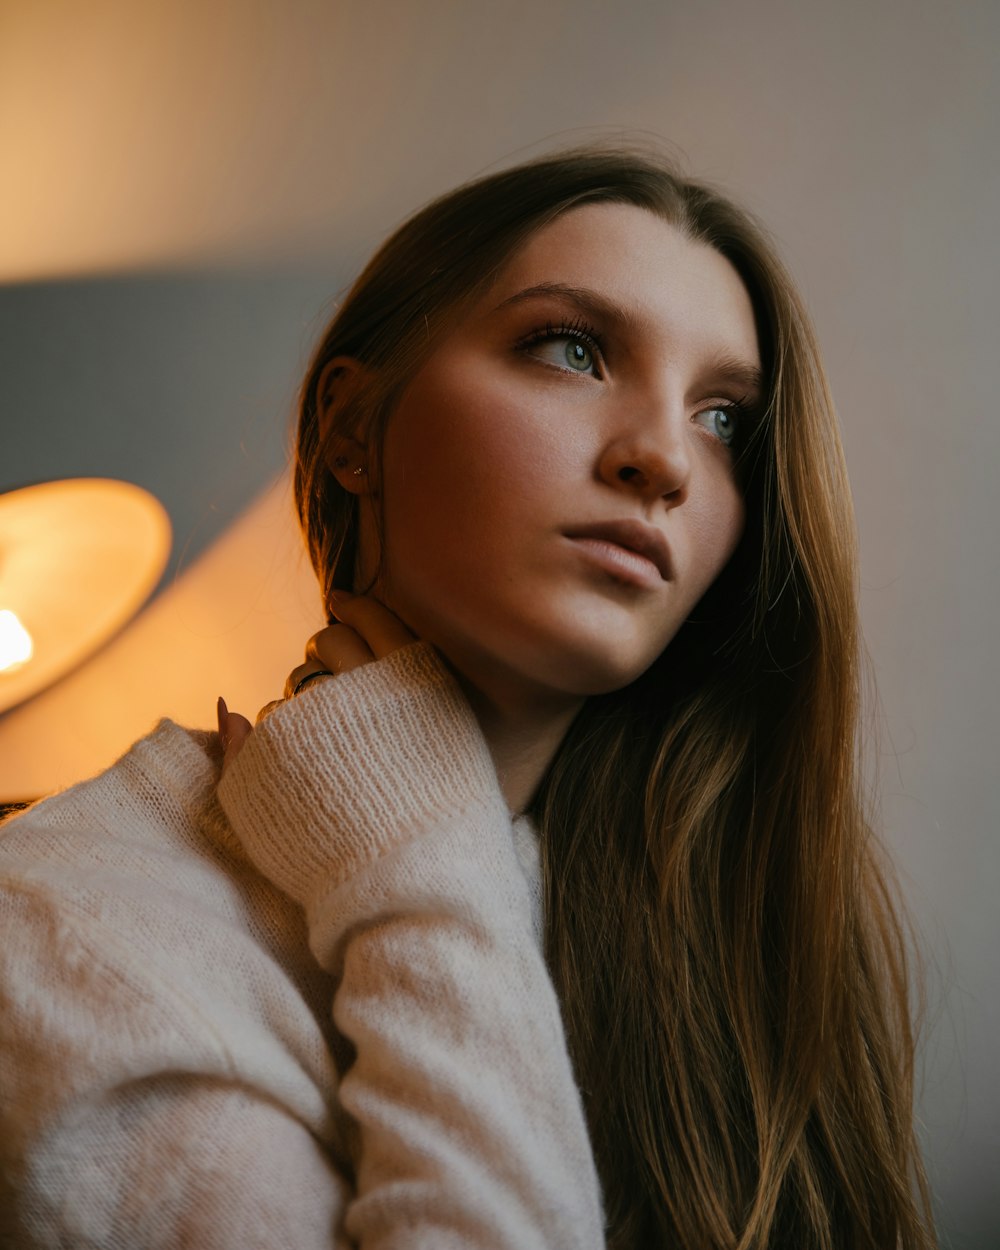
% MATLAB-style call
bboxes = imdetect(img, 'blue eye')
[517,320,602,376]
[695,405,739,447]
[562,338,595,372]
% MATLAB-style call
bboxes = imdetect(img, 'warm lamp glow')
[0,609,34,672]
[0,473,324,802]
[0,479,171,714]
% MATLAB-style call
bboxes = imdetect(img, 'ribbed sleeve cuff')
[216,642,504,907]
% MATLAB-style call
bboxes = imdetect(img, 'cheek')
[686,473,746,592]
[718,485,747,566]
[381,371,574,538]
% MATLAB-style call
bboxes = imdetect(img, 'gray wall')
[2,2,996,1242]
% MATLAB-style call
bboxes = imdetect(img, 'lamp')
[0,478,171,715]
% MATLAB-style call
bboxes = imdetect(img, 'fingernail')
[217,695,229,748]
[328,589,354,620]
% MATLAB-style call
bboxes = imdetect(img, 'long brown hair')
[294,146,934,1248]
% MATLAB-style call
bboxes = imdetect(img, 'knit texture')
[0,642,604,1249]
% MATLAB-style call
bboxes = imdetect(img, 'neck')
[448,665,583,816]
[366,576,584,813]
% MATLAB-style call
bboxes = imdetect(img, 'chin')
[400,592,670,704]
[565,662,653,698]
[557,618,675,693]
[520,637,663,700]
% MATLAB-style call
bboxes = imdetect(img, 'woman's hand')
[217,593,416,773]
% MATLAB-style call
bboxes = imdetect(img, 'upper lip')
[564,519,673,581]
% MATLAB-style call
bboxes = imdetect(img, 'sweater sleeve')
[216,641,605,1250]
[0,724,355,1248]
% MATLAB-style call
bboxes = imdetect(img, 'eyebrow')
[493,282,642,330]
[492,282,764,398]
[701,353,765,399]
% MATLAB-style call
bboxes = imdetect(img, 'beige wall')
[2,1,996,1241]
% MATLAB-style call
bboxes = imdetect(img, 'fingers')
[291,594,416,687]
[217,696,254,774]
[305,623,376,678]
[217,595,417,784]
[326,591,416,659]
[226,713,253,761]
[283,663,338,702]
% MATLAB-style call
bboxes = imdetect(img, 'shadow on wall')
[0,268,348,800]
[0,266,346,584]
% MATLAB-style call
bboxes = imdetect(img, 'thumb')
[217,696,253,773]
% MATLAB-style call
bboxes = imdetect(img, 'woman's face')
[361,202,762,712]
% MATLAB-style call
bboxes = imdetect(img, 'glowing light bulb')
[0,609,34,672]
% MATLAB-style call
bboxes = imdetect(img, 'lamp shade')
[0,478,171,714]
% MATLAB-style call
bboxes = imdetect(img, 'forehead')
[486,201,760,367]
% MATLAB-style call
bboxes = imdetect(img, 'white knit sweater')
[0,643,605,1248]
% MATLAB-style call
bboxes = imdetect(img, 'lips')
[563,519,673,581]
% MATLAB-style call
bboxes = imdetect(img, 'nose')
[597,392,691,505]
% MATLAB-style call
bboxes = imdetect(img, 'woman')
[0,147,933,1248]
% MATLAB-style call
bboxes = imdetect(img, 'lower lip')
[567,537,665,589]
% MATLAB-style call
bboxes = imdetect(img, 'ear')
[316,356,373,494]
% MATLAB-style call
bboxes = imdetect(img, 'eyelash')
[515,318,604,375]
[515,319,760,449]
[698,394,760,450]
